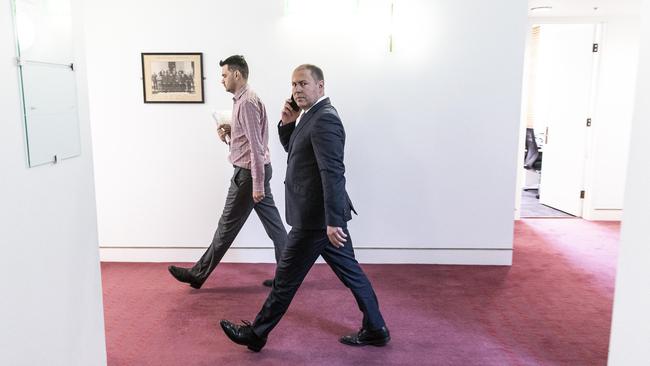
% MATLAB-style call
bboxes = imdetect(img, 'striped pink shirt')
[229,85,271,192]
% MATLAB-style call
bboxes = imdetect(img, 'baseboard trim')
[583,209,623,221]
[99,247,513,265]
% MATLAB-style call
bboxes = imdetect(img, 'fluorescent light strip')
[530,6,553,12]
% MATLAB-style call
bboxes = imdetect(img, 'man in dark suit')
[220,64,390,352]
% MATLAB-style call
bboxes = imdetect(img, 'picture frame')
[141,52,204,103]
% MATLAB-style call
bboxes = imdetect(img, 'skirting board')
[583,209,623,221]
[99,247,513,266]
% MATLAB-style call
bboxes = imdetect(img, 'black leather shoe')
[168,265,203,289]
[340,326,390,347]
[262,279,273,287]
[220,320,267,352]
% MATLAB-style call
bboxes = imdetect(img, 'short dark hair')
[296,64,324,82]
[219,55,249,80]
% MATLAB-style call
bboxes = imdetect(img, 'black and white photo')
[141,53,204,103]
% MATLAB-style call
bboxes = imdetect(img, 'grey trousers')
[190,164,288,284]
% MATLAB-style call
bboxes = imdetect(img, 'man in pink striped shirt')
[168,55,287,289]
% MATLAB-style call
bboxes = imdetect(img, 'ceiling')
[528,0,642,17]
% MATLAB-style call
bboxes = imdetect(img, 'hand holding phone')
[281,96,301,125]
[289,95,300,111]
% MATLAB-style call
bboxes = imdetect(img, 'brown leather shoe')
[220,320,267,352]
[340,326,390,347]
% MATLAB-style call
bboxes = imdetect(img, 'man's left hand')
[327,226,347,248]
[253,191,265,203]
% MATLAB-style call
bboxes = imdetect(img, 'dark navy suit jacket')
[278,98,356,230]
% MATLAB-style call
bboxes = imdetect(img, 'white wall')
[608,1,650,363]
[87,0,528,264]
[0,1,106,365]
[584,17,640,220]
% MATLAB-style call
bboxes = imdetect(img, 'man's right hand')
[280,99,300,125]
[217,123,231,143]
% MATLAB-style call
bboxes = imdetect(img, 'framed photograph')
[141,53,204,103]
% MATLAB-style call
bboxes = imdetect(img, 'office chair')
[523,128,542,198]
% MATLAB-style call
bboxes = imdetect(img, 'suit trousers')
[191,164,287,284]
[252,227,386,338]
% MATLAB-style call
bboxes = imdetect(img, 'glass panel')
[20,62,80,167]
[12,0,80,167]
[14,0,74,63]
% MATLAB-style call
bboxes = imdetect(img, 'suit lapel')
[288,98,330,156]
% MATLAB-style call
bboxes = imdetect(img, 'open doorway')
[518,23,601,218]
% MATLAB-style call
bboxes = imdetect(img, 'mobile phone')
[289,95,300,111]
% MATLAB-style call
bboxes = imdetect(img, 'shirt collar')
[303,95,327,114]
[232,84,249,102]
[297,96,327,124]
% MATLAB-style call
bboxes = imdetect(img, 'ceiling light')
[530,6,553,12]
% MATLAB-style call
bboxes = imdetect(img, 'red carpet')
[102,219,619,365]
